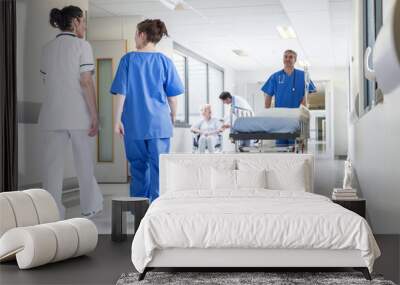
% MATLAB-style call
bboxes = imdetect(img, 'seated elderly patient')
[191,104,223,153]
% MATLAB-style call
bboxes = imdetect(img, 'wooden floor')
[0,235,133,285]
[0,235,398,285]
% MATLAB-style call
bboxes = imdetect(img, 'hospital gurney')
[229,105,310,153]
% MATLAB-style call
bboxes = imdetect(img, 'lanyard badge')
[292,71,296,92]
[278,72,296,92]
[278,74,285,84]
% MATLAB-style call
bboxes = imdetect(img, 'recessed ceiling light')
[159,0,211,22]
[232,49,248,57]
[160,0,185,11]
[276,25,297,39]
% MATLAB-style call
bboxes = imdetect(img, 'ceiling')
[89,0,352,71]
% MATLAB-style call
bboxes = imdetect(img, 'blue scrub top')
[110,52,184,140]
[261,69,316,108]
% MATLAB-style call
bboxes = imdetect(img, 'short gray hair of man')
[284,49,297,60]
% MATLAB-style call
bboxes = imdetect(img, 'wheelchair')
[192,133,223,153]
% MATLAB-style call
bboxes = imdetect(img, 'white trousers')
[198,135,217,153]
[42,130,103,219]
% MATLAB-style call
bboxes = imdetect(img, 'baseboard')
[334,155,347,160]
[19,177,79,191]
[18,178,128,208]
[19,178,80,207]
[63,188,80,208]
[96,177,128,184]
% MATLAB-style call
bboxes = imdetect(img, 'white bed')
[131,154,380,280]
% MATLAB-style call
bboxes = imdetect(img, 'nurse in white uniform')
[39,6,103,218]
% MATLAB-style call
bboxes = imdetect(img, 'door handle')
[364,46,376,81]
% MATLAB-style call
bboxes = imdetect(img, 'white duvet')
[131,190,380,273]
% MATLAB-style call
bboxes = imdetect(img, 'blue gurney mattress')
[232,117,300,133]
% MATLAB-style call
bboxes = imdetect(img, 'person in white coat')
[219,91,254,150]
[39,6,103,219]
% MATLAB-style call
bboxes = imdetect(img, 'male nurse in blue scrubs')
[110,19,184,202]
[261,49,316,146]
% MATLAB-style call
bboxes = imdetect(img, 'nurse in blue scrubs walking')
[110,19,184,201]
[261,49,317,146]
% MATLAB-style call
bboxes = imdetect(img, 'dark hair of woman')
[137,19,169,44]
[49,5,83,31]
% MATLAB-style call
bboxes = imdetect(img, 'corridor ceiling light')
[276,25,297,39]
[159,0,185,11]
[159,0,212,22]
[232,49,248,57]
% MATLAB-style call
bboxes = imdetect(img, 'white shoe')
[82,208,102,219]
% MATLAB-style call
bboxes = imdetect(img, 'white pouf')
[0,189,98,269]
[0,196,17,237]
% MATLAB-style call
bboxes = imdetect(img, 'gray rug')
[116,271,396,285]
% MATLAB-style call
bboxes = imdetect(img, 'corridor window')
[172,42,225,126]
[208,67,224,119]
[172,52,186,124]
[363,0,383,112]
[188,57,207,124]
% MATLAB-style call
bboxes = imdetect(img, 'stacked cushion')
[0,196,17,237]
[0,218,97,269]
[0,189,98,269]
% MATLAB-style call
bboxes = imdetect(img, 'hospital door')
[91,40,128,183]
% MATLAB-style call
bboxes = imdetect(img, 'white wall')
[349,0,400,234]
[17,0,89,187]
[332,67,349,156]
[88,16,143,52]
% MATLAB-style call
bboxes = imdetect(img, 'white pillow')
[167,163,211,191]
[267,161,308,191]
[211,168,237,191]
[236,169,267,189]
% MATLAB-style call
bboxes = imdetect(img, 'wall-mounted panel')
[97,58,113,163]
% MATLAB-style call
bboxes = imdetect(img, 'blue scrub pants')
[124,138,170,202]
